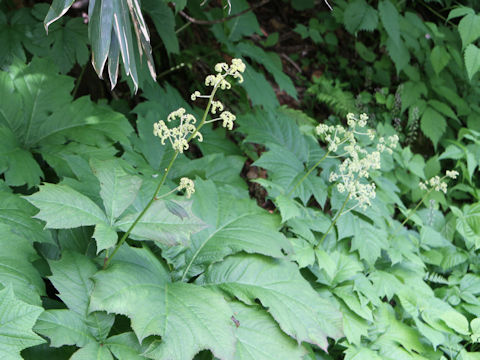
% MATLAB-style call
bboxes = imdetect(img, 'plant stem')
[287,150,330,197]
[400,189,432,227]
[72,62,87,99]
[314,193,350,250]
[103,80,220,269]
[103,152,178,268]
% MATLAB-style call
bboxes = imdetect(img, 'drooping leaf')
[93,223,118,254]
[0,285,45,359]
[25,183,107,229]
[90,245,236,360]
[203,254,344,351]
[115,199,204,246]
[143,0,179,54]
[44,0,75,31]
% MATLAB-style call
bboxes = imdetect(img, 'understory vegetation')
[2,0,480,359]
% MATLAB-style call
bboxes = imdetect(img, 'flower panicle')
[321,112,399,210]
[419,170,459,194]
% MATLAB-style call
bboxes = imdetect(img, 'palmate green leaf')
[90,159,142,223]
[90,245,236,360]
[230,302,306,360]
[452,204,480,249]
[203,254,343,351]
[0,285,45,359]
[116,199,205,246]
[344,0,378,34]
[177,179,292,280]
[25,183,107,229]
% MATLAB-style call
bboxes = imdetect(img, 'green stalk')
[103,82,220,269]
[287,150,330,197]
[314,193,350,250]
[400,189,432,228]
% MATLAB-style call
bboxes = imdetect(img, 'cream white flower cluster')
[318,113,399,210]
[153,108,202,153]
[191,58,246,131]
[178,177,195,198]
[419,170,459,193]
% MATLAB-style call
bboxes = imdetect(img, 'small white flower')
[219,111,236,130]
[179,177,195,198]
[191,91,201,101]
[446,170,459,179]
[211,101,224,114]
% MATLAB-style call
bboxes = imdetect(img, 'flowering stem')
[314,193,350,250]
[287,150,330,197]
[103,83,221,269]
[104,152,179,268]
[400,189,433,228]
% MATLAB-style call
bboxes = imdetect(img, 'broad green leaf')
[386,37,410,74]
[379,0,401,47]
[0,224,45,305]
[34,310,95,348]
[420,106,446,148]
[44,0,75,31]
[0,192,52,245]
[104,332,147,360]
[453,204,480,249]
[447,7,475,22]
[70,342,113,360]
[48,251,97,315]
[230,302,306,360]
[115,199,204,246]
[25,183,107,229]
[90,245,236,360]
[203,254,343,351]
[93,223,118,253]
[351,218,388,265]
[178,180,292,280]
[344,0,378,34]
[0,286,45,359]
[440,310,469,335]
[236,42,297,97]
[465,44,480,80]
[458,13,480,48]
[241,66,279,109]
[345,347,382,360]
[275,194,302,222]
[430,45,451,75]
[90,159,142,222]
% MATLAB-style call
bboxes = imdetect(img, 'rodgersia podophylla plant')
[298,112,399,246]
[104,58,245,267]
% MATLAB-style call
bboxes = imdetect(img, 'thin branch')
[179,0,270,25]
